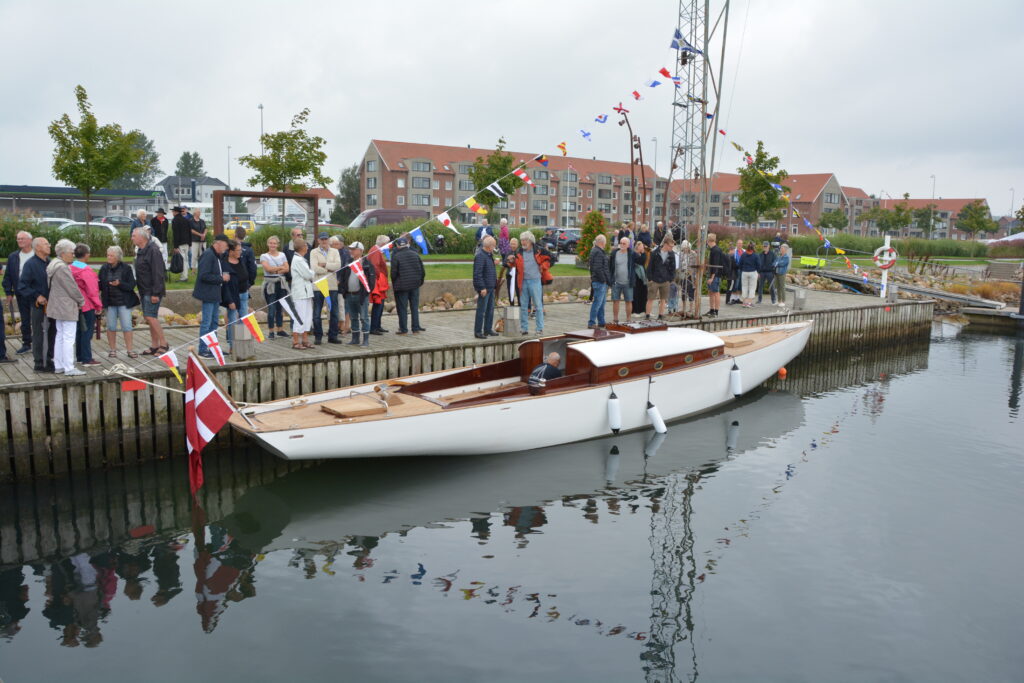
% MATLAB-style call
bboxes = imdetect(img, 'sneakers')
[412,327,426,333]
[64,368,86,376]
[15,344,31,354]
[81,360,101,366]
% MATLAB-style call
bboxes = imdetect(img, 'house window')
[535,170,549,180]
[598,203,612,213]
[413,194,431,206]
[566,172,578,182]
[445,180,453,191]
[598,189,612,199]
[623,205,632,215]
[532,200,548,211]
[459,164,473,174]
[366,193,378,206]
[563,186,578,197]
[623,192,632,201]
[458,179,474,191]
[731,194,739,202]
[710,194,720,203]
[823,192,839,204]
[520,201,527,210]
[412,177,431,189]
[520,216,526,224]
[598,174,612,184]
[366,160,377,172]
[432,180,439,190]
[396,178,405,189]
[532,216,547,226]
[396,195,406,205]
[366,177,377,189]
[433,196,440,207]
[533,185,549,195]
[411,161,431,172]
[586,190,593,198]
[654,207,663,216]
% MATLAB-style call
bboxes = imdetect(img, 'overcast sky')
[1,0,1020,215]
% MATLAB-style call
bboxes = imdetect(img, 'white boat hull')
[237,321,812,460]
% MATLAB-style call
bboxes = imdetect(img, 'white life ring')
[873,246,898,270]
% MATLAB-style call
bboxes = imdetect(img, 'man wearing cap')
[339,241,376,347]
[193,235,231,358]
[171,206,193,281]
[150,208,169,244]
[309,232,341,344]
[390,236,426,335]
[756,240,777,305]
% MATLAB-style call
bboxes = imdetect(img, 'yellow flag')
[835,247,846,255]
[314,277,329,297]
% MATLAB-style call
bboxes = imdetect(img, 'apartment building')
[361,140,659,228]
[879,197,991,240]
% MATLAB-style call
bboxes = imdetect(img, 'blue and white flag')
[824,239,832,249]
[595,114,608,124]
[580,129,592,142]
[411,228,429,255]
[671,29,703,54]
[770,182,784,191]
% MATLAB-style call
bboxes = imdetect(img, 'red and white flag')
[200,331,226,366]
[436,210,458,233]
[349,259,371,292]
[185,354,235,495]
[512,167,535,187]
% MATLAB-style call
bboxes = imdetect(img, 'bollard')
[502,305,521,337]
[886,283,899,303]
[793,288,807,311]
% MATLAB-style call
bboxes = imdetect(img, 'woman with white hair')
[46,239,86,376]
[289,238,315,349]
[99,245,139,357]
[676,239,696,311]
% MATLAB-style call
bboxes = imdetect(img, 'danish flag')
[185,354,235,495]
[350,258,371,292]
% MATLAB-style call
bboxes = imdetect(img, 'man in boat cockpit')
[528,352,562,394]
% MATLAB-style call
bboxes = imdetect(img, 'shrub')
[576,211,607,260]
[988,244,1024,259]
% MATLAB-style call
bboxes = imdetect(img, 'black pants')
[395,288,420,332]
[16,294,33,345]
[30,305,55,370]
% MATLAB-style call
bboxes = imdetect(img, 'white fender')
[730,363,743,398]
[607,390,622,433]
[605,445,620,483]
[646,401,667,434]
[645,430,667,458]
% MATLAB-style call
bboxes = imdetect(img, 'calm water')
[1,328,1022,682]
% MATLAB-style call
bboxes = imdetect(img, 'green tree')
[956,200,997,236]
[48,85,147,230]
[818,208,849,232]
[467,137,524,217]
[111,132,161,189]
[1014,204,1024,234]
[860,194,912,235]
[175,151,205,177]
[731,204,760,227]
[237,108,332,228]
[735,140,789,225]
[576,210,607,260]
[331,163,360,225]
[911,204,939,237]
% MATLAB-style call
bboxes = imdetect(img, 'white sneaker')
[64,368,86,376]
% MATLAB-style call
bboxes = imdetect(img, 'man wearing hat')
[170,206,193,281]
[339,241,376,347]
[756,240,777,305]
[149,207,169,244]
[308,232,341,344]
[390,236,426,335]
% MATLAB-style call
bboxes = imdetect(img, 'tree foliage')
[911,204,939,237]
[237,109,332,192]
[175,151,205,177]
[467,137,524,216]
[735,140,789,225]
[331,163,360,225]
[818,208,849,232]
[731,203,760,227]
[956,200,998,236]
[577,210,607,260]
[859,195,913,235]
[1014,204,1024,234]
[48,85,147,226]
[111,132,161,189]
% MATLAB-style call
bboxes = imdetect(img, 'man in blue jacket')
[3,230,35,354]
[472,236,497,339]
[193,235,230,358]
[17,237,56,371]
[756,240,777,305]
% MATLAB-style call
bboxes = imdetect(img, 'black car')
[556,228,582,253]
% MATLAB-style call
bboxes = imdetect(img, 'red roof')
[669,172,836,202]
[371,139,656,185]
[879,197,987,213]
[841,186,871,200]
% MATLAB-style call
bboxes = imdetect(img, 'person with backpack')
[170,206,192,281]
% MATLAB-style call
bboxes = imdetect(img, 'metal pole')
[621,112,636,229]
[930,174,936,239]
[651,137,658,177]
[258,104,264,156]
[227,145,232,188]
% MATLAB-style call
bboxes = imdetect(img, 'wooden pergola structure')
[211,189,319,234]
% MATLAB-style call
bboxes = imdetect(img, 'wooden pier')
[0,291,934,482]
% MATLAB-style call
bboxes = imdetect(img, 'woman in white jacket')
[289,238,315,349]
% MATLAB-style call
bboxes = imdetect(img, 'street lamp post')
[651,137,658,177]
[258,103,264,156]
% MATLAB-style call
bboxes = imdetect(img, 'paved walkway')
[0,287,876,389]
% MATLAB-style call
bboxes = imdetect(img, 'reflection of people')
[65,552,105,647]
[151,540,184,607]
[528,352,562,394]
[0,567,30,638]
[193,525,256,633]
[116,548,153,601]
[504,506,548,547]
[348,535,380,570]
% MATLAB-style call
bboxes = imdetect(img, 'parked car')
[99,215,134,230]
[556,228,582,253]
[31,217,74,229]
[59,222,119,239]
[348,209,429,228]
[224,220,257,240]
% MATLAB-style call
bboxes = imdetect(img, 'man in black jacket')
[132,228,169,354]
[150,208,169,244]
[390,237,426,335]
[587,234,610,328]
[338,242,376,347]
[607,236,636,325]
[646,236,677,320]
[706,233,729,317]
[472,236,497,338]
[3,229,35,353]
[234,227,258,315]
[170,206,192,281]
[756,241,777,304]
[17,237,55,371]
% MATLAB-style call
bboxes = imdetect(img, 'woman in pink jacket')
[71,243,103,365]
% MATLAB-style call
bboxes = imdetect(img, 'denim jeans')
[312,290,339,340]
[264,282,285,328]
[16,294,32,345]
[75,310,96,362]
[519,279,544,332]
[757,273,776,303]
[199,301,220,354]
[370,302,385,331]
[395,288,420,332]
[344,295,369,334]
[588,281,608,326]
[239,291,250,317]
[474,289,495,336]
[31,305,55,369]
[224,307,239,349]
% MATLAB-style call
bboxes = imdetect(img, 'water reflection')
[1009,333,1023,417]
